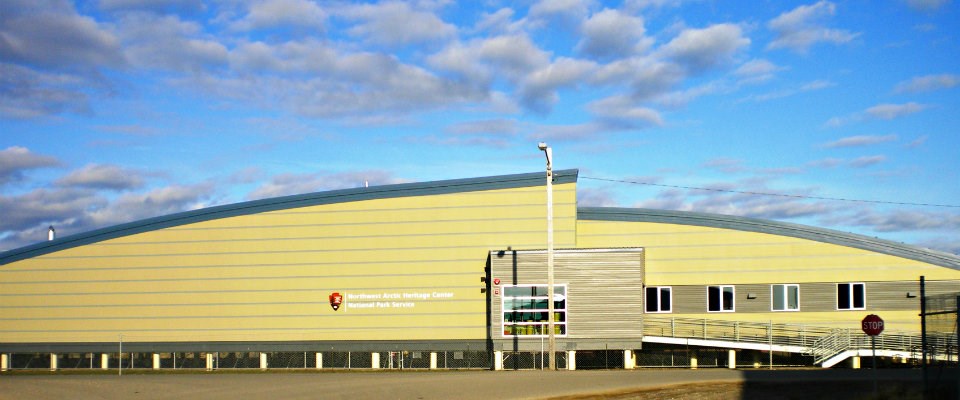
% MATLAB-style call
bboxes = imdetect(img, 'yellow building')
[1,170,957,370]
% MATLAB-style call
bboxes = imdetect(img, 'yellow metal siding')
[577,220,959,284]
[0,183,577,344]
[578,220,960,332]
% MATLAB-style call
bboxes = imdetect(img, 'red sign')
[329,292,343,311]
[493,278,500,285]
[861,314,884,336]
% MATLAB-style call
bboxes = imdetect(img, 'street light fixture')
[538,142,556,371]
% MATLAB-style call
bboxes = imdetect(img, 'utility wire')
[580,176,960,209]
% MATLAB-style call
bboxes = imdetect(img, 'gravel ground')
[0,368,953,400]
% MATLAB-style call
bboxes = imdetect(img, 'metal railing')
[643,316,834,349]
[643,316,958,366]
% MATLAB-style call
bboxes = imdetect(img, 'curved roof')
[0,169,579,265]
[578,207,960,270]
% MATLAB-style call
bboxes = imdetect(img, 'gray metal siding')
[669,285,705,314]
[489,249,644,351]
[650,279,958,315]
[734,284,772,313]
[800,283,838,312]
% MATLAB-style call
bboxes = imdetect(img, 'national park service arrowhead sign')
[329,292,343,311]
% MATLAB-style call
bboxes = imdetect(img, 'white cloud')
[519,57,597,113]
[577,9,652,60]
[429,34,551,84]
[822,134,898,148]
[340,2,456,46]
[247,170,404,200]
[703,158,747,173]
[231,0,326,32]
[733,59,783,85]
[0,146,61,185]
[528,0,590,28]
[767,1,859,53]
[587,95,664,128]
[849,155,887,168]
[659,23,750,73]
[577,186,620,207]
[0,0,123,118]
[0,1,123,71]
[626,0,688,9]
[633,182,838,221]
[182,38,487,120]
[99,0,207,14]
[865,102,928,120]
[894,74,960,93]
[655,81,730,108]
[0,174,210,251]
[906,135,929,148]
[592,56,685,100]
[531,122,608,141]
[0,63,99,118]
[842,209,960,233]
[915,236,960,255]
[807,158,845,168]
[0,188,105,242]
[445,119,518,136]
[120,14,228,72]
[826,102,928,126]
[739,79,834,103]
[86,183,215,227]
[473,8,523,34]
[55,164,144,190]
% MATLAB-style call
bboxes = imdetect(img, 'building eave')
[578,207,960,271]
[1,169,579,265]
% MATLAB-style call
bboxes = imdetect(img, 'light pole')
[538,142,556,370]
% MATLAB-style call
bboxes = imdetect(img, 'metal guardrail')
[642,316,958,365]
[643,316,833,349]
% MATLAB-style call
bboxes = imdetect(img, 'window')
[771,284,800,311]
[837,283,865,310]
[645,286,672,313]
[707,285,735,312]
[502,284,567,337]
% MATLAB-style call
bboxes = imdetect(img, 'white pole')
[539,142,556,371]
[118,334,123,376]
[872,335,878,397]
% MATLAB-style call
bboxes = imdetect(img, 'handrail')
[642,316,957,365]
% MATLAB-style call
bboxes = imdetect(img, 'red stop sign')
[862,314,884,336]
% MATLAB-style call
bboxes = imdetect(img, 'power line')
[580,176,960,209]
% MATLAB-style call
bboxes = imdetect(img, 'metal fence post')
[768,320,773,370]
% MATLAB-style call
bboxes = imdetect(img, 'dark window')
[837,283,866,310]
[708,285,734,312]
[645,287,672,313]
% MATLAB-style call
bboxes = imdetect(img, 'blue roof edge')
[1,169,579,265]
[578,207,960,271]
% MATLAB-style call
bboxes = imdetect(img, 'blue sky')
[1,0,958,254]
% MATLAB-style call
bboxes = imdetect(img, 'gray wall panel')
[489,249,644,351]
[647,279,958,316]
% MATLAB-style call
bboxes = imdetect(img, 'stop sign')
[862,314,884,336]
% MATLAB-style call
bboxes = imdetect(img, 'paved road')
[0,369,938,400]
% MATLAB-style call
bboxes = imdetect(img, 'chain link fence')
[634,344,811,368]
[1,350,494,371]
